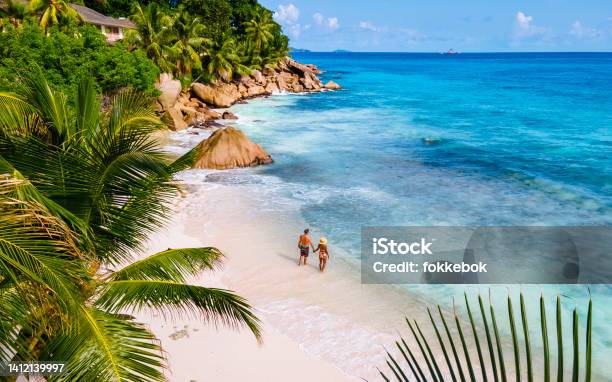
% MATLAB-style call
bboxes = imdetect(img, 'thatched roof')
[193,127,273,170]
[69,3,135,28]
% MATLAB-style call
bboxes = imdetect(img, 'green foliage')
[84,0,136,18]
[127,3,174,73]
[0,72,261,379]
[0,23,159,102]
[126,0,288,82]
[181,0,231,40]
[165,7,210,79]
[2,0,290,88]
[379,293,593,382]
[28,0,82,29]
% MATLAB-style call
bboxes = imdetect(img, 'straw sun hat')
[319,237,328,245]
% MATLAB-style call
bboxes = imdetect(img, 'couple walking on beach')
[298,228,329,272]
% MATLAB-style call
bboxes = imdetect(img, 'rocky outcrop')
[193,127,272,169]
[222,111,238,120]
[192,83,241,108]
[156,73,181,110]
[324,81,341,90]
[162,104,188,131]
[190,57,339,109]
[156,86,225,131]
[156,57,340,131]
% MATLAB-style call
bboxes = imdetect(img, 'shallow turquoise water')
[227,52,612,374]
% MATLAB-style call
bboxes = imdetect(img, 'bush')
[0,23,159,101]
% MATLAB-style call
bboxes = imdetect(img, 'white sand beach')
[131,169,442,381]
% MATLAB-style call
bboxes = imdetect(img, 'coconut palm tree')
[378,292,593,382]
[205,32,249,82]
[28,0,80,29]
[0,71,261,380]
[0,0,30,29]
[128,3,174,74]
[166,10,210,79]
[243,10,275,57]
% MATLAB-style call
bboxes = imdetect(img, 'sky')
[260,0,612,52]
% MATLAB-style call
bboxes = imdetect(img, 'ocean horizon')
[290,50,612,54]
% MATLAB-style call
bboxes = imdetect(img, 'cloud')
[274,4,299,24]
[570,20,601,39]
[278,23,299,38]
[515,11,533,31]
[312,12,339,30]
[273,4,303,39]
[359,21,377,32]
[327,17,339,30]
[514,11,546,38]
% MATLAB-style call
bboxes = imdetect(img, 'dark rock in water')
[222,111,238,120]
[422,137,443,145]
[205,121,225,129]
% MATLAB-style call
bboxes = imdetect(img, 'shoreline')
[137,182,382,381]
[141,170,598,381]
[149,68,608,380]
[157,56,341,132]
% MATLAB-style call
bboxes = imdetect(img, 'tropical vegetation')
[0,23,160,102]
[0,70,261,380]
[124,0,288,84]
[379,292,593,382]
[0,0,291,378]
[1,0,290,97]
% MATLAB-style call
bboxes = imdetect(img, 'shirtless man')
[298,228,315,266]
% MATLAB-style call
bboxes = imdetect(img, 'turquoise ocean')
[173,52,612,376]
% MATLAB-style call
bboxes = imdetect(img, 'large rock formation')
[156,74,186,130]
[190,57,339,108]
[192,82,241,108]
[162,105,188,131]
[156,57,340,131]
[155,82,226,130]
[193,127,272,169]
[156,73,182,110]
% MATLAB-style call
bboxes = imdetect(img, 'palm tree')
[166,10,210,79]
[28,0,80,29]
[243,10,275,58]
[128,3,174,74]
[378,292,593,382]
[0,0,30,29]
[0,71,261,380]
[205,32,249,82]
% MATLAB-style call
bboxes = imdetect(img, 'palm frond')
[109,247,224,282]
[380,293,593,382]
[45,307,165,382]
[75,76,100,138]
[19,68,73,144]
[0,91,35,136]
[0,175,88,330]
[95,280,262,342]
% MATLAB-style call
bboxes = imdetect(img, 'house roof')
[68,3,135,29]
[1,0,135,29]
